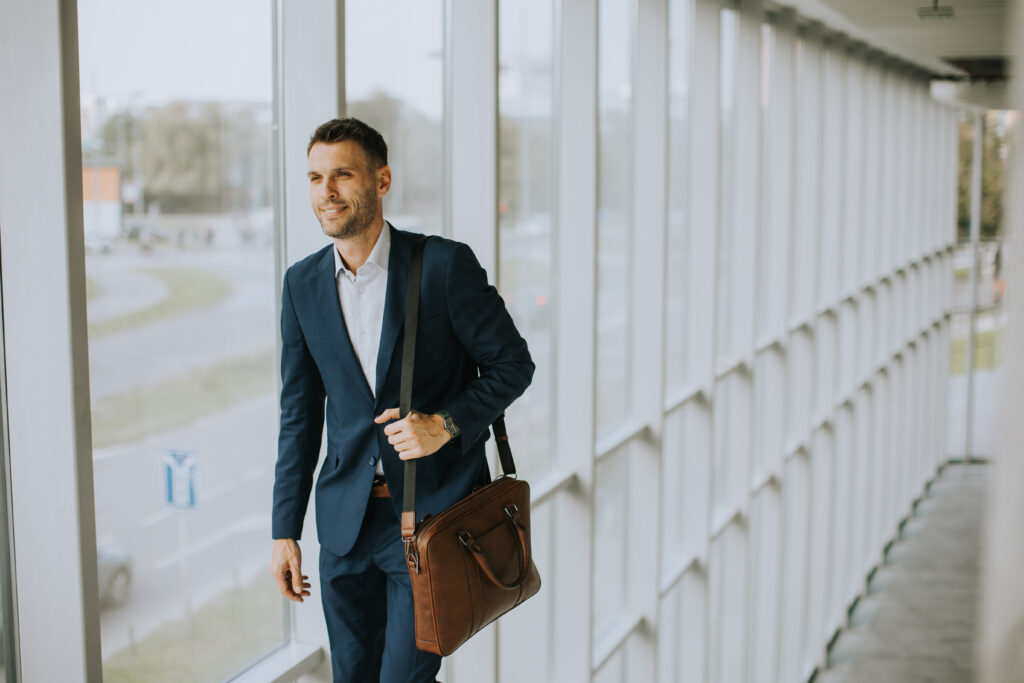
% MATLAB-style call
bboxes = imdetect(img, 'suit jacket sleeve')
[442,242,535,455]
[271,270,326,539]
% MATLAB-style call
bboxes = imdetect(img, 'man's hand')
[375,409,452,460]
[270,539,311,602]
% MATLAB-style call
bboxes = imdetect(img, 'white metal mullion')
[631,0,668,676]
[0,1,102,680]
[551,0,598,680]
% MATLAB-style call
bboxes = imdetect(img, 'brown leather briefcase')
[398,237,541,656]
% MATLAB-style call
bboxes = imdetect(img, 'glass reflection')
[498,0,556,481]
[665,0,693,394]
[716,6,737,362]
[346,0,446,236]
[596,0,634,437]
[593,445,629,646]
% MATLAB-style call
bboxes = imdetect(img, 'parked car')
[97,543,132,607]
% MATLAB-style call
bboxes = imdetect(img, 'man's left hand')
[374,409,452,460]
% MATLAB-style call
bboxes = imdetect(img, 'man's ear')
[377,165,392,197]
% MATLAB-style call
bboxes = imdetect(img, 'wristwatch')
[436,410,461,439]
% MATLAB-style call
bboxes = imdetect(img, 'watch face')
[444,416,459,436]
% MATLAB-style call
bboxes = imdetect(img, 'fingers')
[398,447,424,461]
[290,557,304,595]
[271,565,310,602]
[374,407,401,424]
[270,541,311,602]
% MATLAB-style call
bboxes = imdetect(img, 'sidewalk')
[817,462,988,683]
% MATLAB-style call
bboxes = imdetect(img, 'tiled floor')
[816,462,989,683]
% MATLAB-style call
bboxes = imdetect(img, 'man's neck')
[334,219,385,273]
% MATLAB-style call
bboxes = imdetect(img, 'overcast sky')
[77,0,443,117]
[77,0,273,104]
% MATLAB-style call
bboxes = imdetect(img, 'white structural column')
[275,1,343,678]
[979,3,1024,675]
[447,0,499,679]
[0,1,102,681]
[551,0,599,681]
[628,0,668,679]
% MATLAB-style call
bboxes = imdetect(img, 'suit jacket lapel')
[375,225,412,403]
[311,246,374,402]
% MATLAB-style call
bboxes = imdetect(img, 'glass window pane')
[712,377,732,511]
[498,502,554,682]
[498,0,556,480]
[346,0,446,236]
[593,648,626,683]
[659,571,707,683]
[593,445,629,646]
[661,407,686,575]
[596,0,634,437]
[79,1,283,679]
[755,21,774,339]
[716,6,737,361]
[665,0,693,394]
[707,525,748,683]
[747,489,782,683]
[752,349,785,480]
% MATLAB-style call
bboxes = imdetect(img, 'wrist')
[435,410,461,441]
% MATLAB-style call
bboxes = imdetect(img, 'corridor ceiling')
[772,0,1014,79]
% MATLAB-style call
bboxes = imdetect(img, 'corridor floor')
[816,462,989,683]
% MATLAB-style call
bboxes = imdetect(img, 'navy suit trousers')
[319,497,442,683]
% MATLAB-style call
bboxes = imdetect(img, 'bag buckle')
[503,503,519,521]
[403,536,420,573]
[457,530,474,548]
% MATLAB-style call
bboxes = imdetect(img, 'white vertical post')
[446,0,499,680]
[551,0,598,680]
[275,1,344,673]
[0,0,102,680]
[630,0,668,678]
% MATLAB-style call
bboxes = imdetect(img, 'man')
[269,118,534,683]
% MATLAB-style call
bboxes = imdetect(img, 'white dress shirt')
[333,224,391,474]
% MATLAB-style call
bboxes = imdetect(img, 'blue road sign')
[163,450,197,510]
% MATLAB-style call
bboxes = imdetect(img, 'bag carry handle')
[457,504,532,590]
[399,236,519,541]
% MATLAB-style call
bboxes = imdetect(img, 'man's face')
[307,140,390,240]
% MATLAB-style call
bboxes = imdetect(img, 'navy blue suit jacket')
[271,225,535,557]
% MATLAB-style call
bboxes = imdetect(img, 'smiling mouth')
[321,205,349,218]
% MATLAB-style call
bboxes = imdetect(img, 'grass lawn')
[91,349,275,449]
[89,267,232,339]
[103,573,286,683]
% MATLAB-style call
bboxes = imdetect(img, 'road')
[88,245,285,659]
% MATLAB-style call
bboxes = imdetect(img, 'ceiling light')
[918,0,954,20]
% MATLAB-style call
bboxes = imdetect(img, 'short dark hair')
[307,118,388,169]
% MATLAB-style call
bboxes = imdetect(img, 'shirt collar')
[334,221,391,278]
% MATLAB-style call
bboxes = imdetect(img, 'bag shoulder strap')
[400,236,517,538]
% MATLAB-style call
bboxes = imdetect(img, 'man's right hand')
[270,538,311,602]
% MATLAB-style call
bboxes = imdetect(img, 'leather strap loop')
[457,510,532,590]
